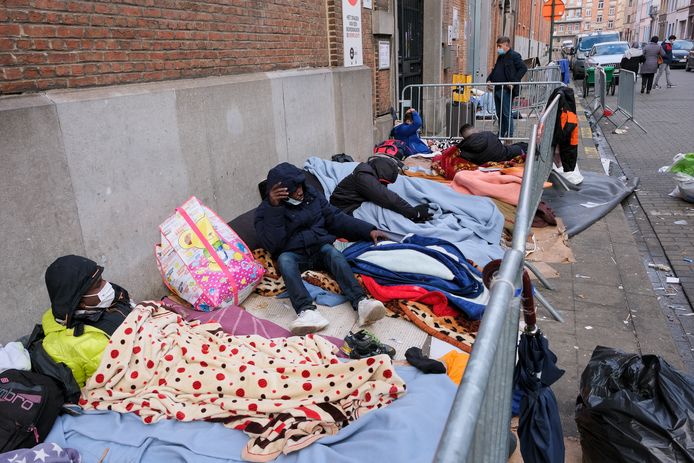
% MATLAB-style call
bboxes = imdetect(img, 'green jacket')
[41,309,109,387]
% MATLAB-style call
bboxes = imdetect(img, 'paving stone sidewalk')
[593,69,694,372]
[535,91,687,441]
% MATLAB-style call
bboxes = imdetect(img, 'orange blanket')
[450,170,525,205]
[450,169,552,206]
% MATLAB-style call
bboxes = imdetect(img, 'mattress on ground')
[541,172,638,237]
[46,366,456,463]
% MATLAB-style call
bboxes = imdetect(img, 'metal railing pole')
[433,249,524,463]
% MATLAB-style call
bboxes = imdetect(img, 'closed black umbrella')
[515,326,565,463]
[514,266,565,463]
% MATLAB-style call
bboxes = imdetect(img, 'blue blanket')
[46,367,456,462]
[343,235,489,319]
[305,157,504,266]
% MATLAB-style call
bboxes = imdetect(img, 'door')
[398,0,424,111]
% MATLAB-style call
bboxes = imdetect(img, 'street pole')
[529,0,535,59]
[549,0,556,64]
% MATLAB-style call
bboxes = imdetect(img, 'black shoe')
[341,330,396,359]
[640,87,645,94]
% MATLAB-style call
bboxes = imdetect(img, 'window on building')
[597,14,603,22]
[559,24,565,32]
[585,22,591,30]
[609,6,615,14]
[577,10,582,16]
[608,19,614,28]
[629,0,632,5]
[597,1,604,9]
[586,7,591,16]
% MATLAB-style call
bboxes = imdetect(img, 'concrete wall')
[0,66,373,344]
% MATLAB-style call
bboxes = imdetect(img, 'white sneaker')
[290,309,329,335]
[357,299,386,326]
[561,166,584,186]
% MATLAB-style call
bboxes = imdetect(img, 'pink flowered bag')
[155,196,264,311]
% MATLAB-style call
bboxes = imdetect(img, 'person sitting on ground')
[42,255,134,387]
[330,155,433,222]
[255,163,389,335]
[456,124,528,165]
[392,108,432,154]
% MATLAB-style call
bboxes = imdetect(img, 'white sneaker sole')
[359,304,386,326]
[290,322,328,336]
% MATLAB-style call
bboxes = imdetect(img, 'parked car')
[585,41,629,71]
[570,32,621,79]
[671,39,694,69]
[686,47,694,72]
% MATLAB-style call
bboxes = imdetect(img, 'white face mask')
[285,197,303,206]
[83,282,115,309]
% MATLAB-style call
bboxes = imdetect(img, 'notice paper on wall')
[378,40,390,69]
[343,0,363,67]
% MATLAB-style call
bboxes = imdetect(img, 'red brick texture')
[1,0,331,94]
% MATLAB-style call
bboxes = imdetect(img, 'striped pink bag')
[155,196,264,312]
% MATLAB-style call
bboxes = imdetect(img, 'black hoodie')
[330,157,418,219]
[457,131,524,165]
[254,163,375,257]
[45,255,132,336]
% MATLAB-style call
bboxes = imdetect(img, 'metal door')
[398,0,424,110]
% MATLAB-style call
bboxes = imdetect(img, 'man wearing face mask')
[41,255,134,386]
[486,36,528,138]
[255,163,390,335]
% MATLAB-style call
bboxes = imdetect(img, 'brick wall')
[0,0,330,94]
[443,0,468,83]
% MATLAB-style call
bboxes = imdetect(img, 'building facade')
[552,0,585,57]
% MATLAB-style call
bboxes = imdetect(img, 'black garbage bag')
[576,346,694,463]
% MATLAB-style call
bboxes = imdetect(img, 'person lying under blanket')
[41,255,134,387]
[255,162,390,335]
[330,155,433,223]
[457,123,528,165]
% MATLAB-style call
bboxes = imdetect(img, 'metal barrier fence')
[400,79,563,143]
[588,65,616,125]
[433,94,562,463]
[523,64,561,84]
[612,70,647,133]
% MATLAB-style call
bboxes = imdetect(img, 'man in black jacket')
[330,156,432,222]
[255,163,389,335]
[486,36,528,138]
[457,124,527,165]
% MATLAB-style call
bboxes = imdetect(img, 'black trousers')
[641,73,654,93]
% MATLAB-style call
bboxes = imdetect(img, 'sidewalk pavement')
[596,68,694,373]
[534,86,686,447]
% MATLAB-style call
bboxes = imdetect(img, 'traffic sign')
[542,0,565,20]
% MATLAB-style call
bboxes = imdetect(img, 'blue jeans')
[494,87,514,138]
[276,244,366,314]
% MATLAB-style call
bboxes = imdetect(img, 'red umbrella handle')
[482,260,537,330]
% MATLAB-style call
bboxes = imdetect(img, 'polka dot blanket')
[80,302,406,462]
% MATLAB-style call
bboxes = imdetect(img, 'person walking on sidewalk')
[640,36,664,94]
[487,36,528,138]
[654,35,677,89]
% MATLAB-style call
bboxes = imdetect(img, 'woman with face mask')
[41,255,134,387]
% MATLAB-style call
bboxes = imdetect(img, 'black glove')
[412,204,433,223]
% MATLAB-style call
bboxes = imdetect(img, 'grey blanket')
[542,172,639,237]
[304,157,505,266]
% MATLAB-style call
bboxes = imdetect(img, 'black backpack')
[0,369,64,452]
